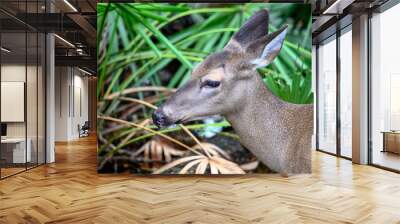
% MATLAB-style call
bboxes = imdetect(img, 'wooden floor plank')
[0,135,400,223]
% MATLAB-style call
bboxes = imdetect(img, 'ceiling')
[0,0,96,73]
[312,0,391,44]
[2,0,395,73]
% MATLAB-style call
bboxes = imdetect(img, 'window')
[371,3,400,171]
[317,35,337,154]
[0,1,47,179]
[339,27,352,158]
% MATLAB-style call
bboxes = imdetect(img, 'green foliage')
[97,3,313,172]
[97,3,313,105]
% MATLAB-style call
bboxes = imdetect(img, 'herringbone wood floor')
[1,135,400,224]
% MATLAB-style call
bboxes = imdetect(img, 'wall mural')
[97,3,313,175]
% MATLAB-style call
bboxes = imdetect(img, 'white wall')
[72,73,89,138]
[54,66,89,141]
[1,63,46,164]
[1,65,37,138]
[1,65,26,138]
[55,66,69,141]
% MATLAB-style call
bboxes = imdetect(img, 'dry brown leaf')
[132,137,185,163]
[240,160,260,171]
[153,155,204,174]
[210,157,245,174]
[196,159,208,174]
[179,159,203,174]
[209,162,219,174]
[192,142,231,159]
[154,155,245,175]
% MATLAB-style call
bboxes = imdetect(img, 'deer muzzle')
[152,108,174,128]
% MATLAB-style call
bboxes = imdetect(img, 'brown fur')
[154,9,313,176]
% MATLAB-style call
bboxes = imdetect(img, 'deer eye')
[201,80,220,88]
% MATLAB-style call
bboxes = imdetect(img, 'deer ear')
[225,9,269,50]
[247,25,288,69]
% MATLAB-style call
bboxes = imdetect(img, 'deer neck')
[224,74,282,140]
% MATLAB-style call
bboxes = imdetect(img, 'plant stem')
[98,116,202,156]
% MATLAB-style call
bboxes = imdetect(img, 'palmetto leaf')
[132,137,185,163]
[240,160,260,171]
[97,3,312,174]
[192,142,231,160]
[153,155,245,174]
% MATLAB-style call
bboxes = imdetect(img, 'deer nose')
[152,109,170,128]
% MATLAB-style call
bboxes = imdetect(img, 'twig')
[179,125,211,158]
[98,116,203,156]
[118,97,158,109]
[119,119,150,146]
[102,123,129,135]
[112,97,212,158]
[104,86,175,100]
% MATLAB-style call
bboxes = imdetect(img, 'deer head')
[153,9,287,127]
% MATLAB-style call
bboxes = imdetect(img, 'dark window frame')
[0,0,48,180]
[315,0,400,173]
[315,20,353,161]
[367,1,400,173]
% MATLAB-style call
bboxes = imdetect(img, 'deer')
[152,9,313,176]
